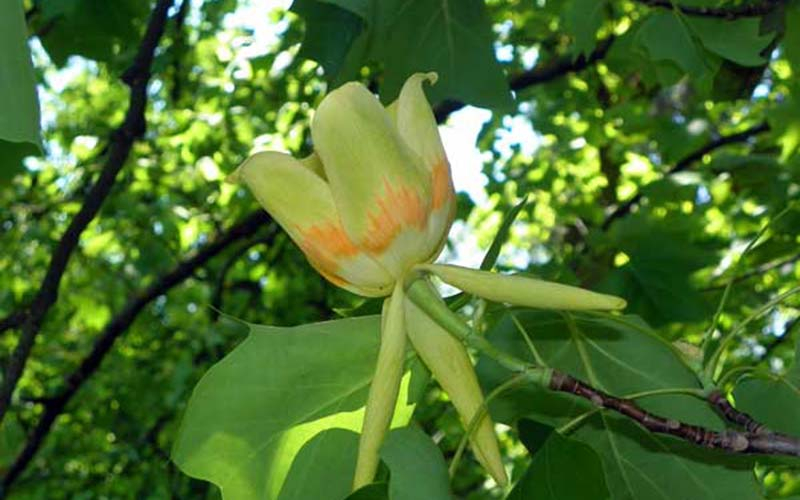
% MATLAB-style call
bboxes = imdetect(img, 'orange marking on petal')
[298,221,360,274]
[363,179,428,253]
[431,159,455,210]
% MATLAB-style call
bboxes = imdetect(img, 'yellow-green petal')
[404,291,508,486]
[353,282,408,489]
[311,82,432,257]
[391,72,456,264]
[393,72,446,169]
[233,151,393,297]
[420,264,628,310]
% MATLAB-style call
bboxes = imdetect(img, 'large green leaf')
[379,426,451,500]
[36,0,150,66]
[635,11,717,90]
[294,0,513,108]
[476,311,762,500]
[172,316,414,500]
[599,214,721,326]
[508,420,610,500]
[686,16,774,67]
[563,0,607,59]
[733,339,800,436]
[0,0,42,183]
[291,0,364,81]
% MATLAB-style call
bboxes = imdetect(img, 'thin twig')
[601,122,770,230]
[0,0,176,423]
[0,211,271,494]
[636,0,783,18]
[707,285,800,379]
[209,230,277,321]
[708,390,769,434]
[550,370,800,456]
[702,253,800,292]
[433,37,615,122]
[702,205,794,357]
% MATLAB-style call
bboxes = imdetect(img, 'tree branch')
[601,122,770,231]
[702,252,800,292]
[636,0,784,18]
[707,390,769,434]
[433,37,615,123]
[550,370,800,457]
[0,0,175,423]
[0,211,272,493]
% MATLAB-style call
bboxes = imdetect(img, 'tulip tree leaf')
[379,426,451,500]
[598,213,721,326]
[0,0,42,184]
[563,0,607,59]
[685,17,775,67]
[508,420,610,500]
[295,0,513,109]
[732,339,800,438]
[476,311,762,500]
[635,11,717,90]
[291,0,365,81]
[35,0,150,67]
[172,316,415,500]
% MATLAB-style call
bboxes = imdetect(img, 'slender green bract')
[419,264,627,311]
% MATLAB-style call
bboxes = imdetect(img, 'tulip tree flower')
[233,72,627,491]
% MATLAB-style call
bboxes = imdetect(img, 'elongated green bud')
[419,264,626,311]
[353,283,408,490]
[404,284,508,486]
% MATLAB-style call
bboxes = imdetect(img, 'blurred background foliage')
[1,0,799,498]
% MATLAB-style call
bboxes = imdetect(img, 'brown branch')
[0,0,175,424]
[0,211,272,494]
[550,370,800,457]
[707,390,769,434]
[636,0,784,18]
[601,122,770,231]
[433,37,615,123]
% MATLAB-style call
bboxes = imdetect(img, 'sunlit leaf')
[172,316,414,500]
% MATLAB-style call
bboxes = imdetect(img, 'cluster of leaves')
[1,0,799,499]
